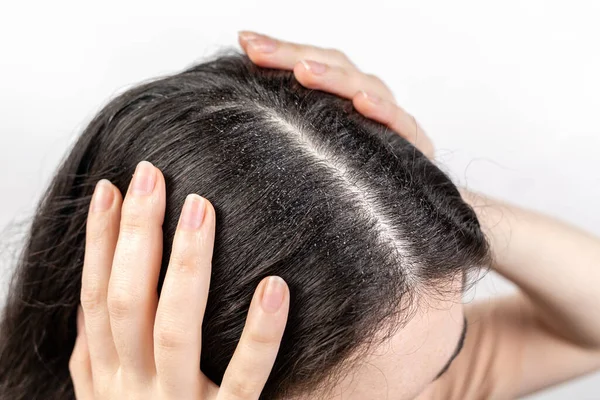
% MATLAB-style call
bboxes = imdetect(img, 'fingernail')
[247,37,277,53]
[91,179,114,212]
[301,59,327,75]
[261,276,286,313]
[180,194,206,230]
[131,161,156,195]
[361,90,381,104]
[77,305,85,335]
[238,30,259,42]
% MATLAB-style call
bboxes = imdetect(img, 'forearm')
[461,189,600,349]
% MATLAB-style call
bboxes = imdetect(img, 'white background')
[1,1,599,398]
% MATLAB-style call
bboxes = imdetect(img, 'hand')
[70,161,290,400]
[238,31,435,159]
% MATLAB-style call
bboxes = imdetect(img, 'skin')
[70,31,600,399]
[236,31,600,398]
[311,285,467,400]
[70,164,290,400]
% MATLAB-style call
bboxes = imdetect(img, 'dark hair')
[0,50,491,399]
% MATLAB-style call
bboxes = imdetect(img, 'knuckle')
[365,73,383,84]
[238,338,276,363]
[333,49,354,67]
[107,289,138,321]
[86,214,112,242]
[226,377,260,400]
[155,325,189,351]
[119,211,148,236]
[119,198,159,235]
[289,41,306,54]
[68,354,78,373]
[347,70,363,89]
[80,286,105,313]
[245,329,278,347]
[169,235,197,272]
[330,48,349,61]
[69,346,88,375]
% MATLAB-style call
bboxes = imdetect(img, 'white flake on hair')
[262,108,416,277]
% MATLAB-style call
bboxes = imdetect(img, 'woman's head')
[0,51,490,399]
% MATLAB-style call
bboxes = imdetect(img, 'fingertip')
[113,180,124,204]
[257,276,289,315]
[292,61,323,89]
[178,194,206,231]
[154,164,167,191]
[292,60,307,77]
[238,34,251,53]
[352,90,369,107]
[90,179,115,213]
[352,91,383,119]
[202,196,215,213]
[218,276,288,398]
[292,60,308,76]
[244,43,274,66]
[358,90,381,105]
[238,38,248,53]
[295,59,309,71]
[86,180,121,242]
[238,30,259,43]
[201,197,217,231]
[150,165,168,212]
[238,30,261,38]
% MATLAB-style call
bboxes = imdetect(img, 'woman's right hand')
[69,161,290,400]
[238,31,435,159]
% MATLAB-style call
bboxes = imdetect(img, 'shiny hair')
[0,51,491,399]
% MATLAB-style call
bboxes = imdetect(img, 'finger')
[238,31,355,70]
[70,306,95,400]
[80,179,121,375]
[154,195,216,397]
[352,91,435,158]
[107,161,166,380]
[293,60,396,104]
[217,276,289,400]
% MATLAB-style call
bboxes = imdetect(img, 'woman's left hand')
[237,31,434,159]
[236,31,600,400]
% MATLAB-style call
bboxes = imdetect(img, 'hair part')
[0,50,491,399]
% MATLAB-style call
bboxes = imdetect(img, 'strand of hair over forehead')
[256,106,420,285]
